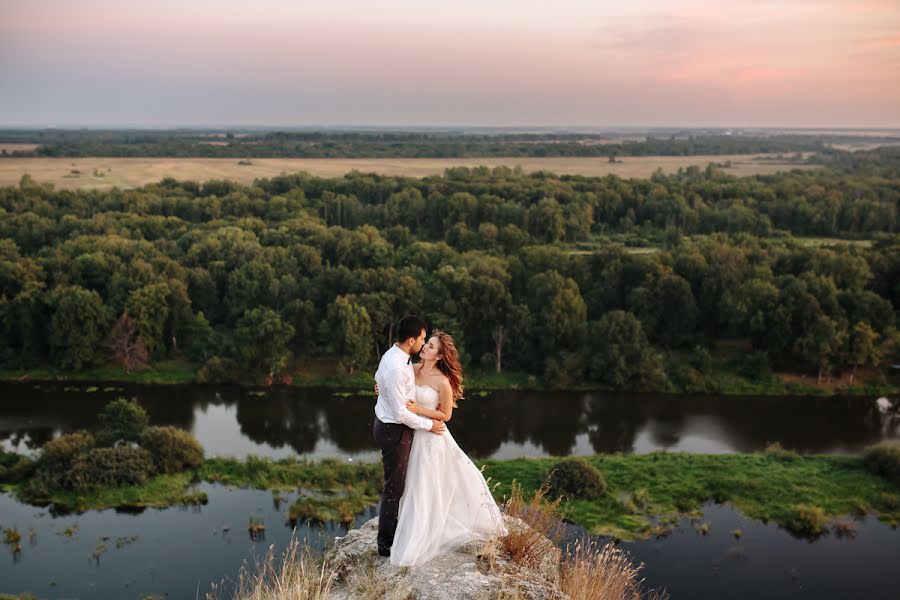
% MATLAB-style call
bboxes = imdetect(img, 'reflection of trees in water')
[319,393,379,453]
[234,387,321,454]
[583,393,643,453]
[0,381,197,451]
[450,390,585,457]
[2,382,897,459]
[128,383,196,429]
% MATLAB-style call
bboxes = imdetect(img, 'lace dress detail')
[389,385,508,566]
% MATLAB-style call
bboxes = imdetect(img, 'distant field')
[0,143,40,153]
[0,154,815,190]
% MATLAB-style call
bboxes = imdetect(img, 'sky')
[1,0,899,128]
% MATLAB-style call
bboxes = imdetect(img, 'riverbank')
[1,357,897,396]
[2,450,897,541]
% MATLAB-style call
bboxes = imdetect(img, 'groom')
[373,315,446,557]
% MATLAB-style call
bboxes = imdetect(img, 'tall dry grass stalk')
[502,480,668,600]
[501,480,564,569]
[206,535,336,600]
[560,538,667,600]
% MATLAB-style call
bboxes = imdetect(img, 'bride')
[389,330,508,567]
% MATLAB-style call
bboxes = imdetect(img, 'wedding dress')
[389,384,508,566]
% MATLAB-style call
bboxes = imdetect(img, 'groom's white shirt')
[374,344,433,430]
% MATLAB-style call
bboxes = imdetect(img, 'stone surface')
[326,516,566,600]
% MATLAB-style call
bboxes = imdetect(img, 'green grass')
[8,455,383,515]
[197,456,382,494]
[3,355,896,396]
[0,359,197,385]
[478,452,900,541]
[4,451,899,540]
[23,471,202,512]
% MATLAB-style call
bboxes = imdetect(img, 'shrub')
[68,446,156,492]
[0,450,36,484]
[876,492,899,511]
[37,430,95,477]
[139,425,204,474]
[689,345,712,373]
[739,351,771,379]
[763,441,799,461]
[197,356,239,384]
[785,503,826,537]
[96,397,149,446]
[546,457,607,501]
[861,441,900,487]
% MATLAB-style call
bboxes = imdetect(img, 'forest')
[0,128,883,159]
[0,146,898,391]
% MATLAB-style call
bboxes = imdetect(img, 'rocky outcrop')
[326,516,566,600]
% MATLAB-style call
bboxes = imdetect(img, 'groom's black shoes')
[377,547,391,557]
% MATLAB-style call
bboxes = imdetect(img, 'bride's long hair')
[433,329,464,405]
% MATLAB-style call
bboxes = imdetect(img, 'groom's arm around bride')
[372,316,445,557]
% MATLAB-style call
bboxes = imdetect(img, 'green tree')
[47,285,112,370]
[844,322,880,384]
[323,295,372,374]
[96,397,150,446]
[526,271,588,374]
[797,314,846,383]
[587,310,665,390]
[126,283,170,357]
[233,307,295,376]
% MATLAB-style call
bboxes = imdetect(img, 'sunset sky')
[1,0,898,128]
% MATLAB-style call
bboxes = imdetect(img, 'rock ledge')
[327,516,566,600]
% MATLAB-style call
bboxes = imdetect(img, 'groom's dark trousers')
[374,418,413,552]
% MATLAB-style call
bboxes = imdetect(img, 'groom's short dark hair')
[396,315,427,343]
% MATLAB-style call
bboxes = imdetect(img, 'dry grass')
[213,480,667,600]
[0,143,39,153]
[501,481,564,570]
[0,153,814,190]
[560,539,668,600]
[499,481,668,600]
[338,554,413,600]
[205,534,336,600]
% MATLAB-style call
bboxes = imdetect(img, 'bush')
[68,446,157,492]
[0,450,36,484]
[739,351,771,379]
[785,503,826,537]
[139,425,204,474]
[689,346,712,373]
[877,492,899,511]
[38,430,94,476]
[197,355,239,383]
[668,362,710,393]
[763,441,799,461]
[546,457,607,500]
[861,441,900,486]
[96,397,149,446]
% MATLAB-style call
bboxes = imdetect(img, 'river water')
[2,383,898,459]
[1,382,898,599]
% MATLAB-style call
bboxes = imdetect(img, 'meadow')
[0,153,813,190]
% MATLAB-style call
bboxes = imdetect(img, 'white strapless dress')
[390,384,508,566]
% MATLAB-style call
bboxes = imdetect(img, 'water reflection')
[1,383,898,459]
[0,484,373,600]
[612,502,900,599]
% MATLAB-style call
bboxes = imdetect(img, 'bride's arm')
[406,381,454,422]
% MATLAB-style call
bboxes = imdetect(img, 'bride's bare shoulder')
[413,363,423,374]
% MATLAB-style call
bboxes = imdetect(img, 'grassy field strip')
[5,452,897,542]
[0,154,815,190]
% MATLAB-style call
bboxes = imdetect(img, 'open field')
[0,143,39,154]
[0,153,815,190]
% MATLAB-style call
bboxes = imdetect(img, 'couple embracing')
[372,315,508,566]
